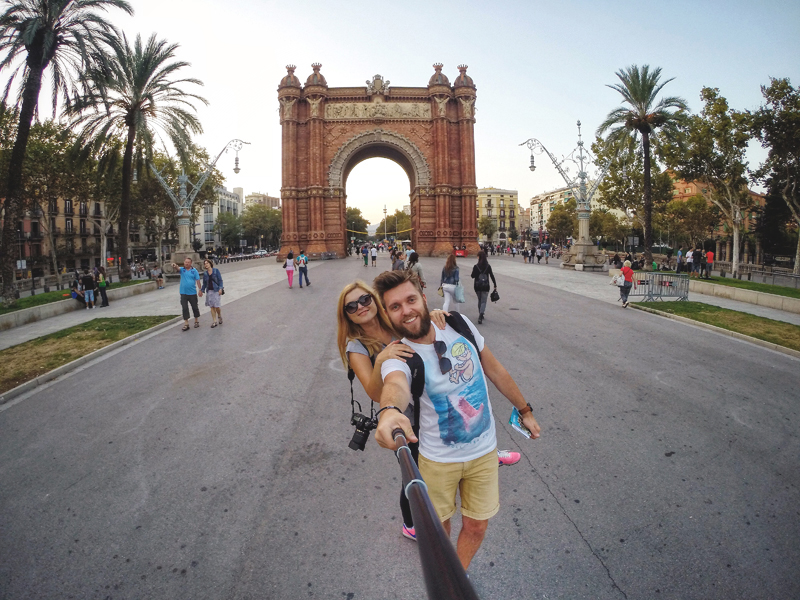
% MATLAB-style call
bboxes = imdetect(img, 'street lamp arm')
[585,162,611,207]
[186,139,251,205]
[520,138,581,199]
[147,163,183,211]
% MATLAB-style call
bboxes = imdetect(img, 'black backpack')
[475,266,490,292]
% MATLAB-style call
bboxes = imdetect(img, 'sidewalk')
[0,261,320,351]
[469,256,800,326]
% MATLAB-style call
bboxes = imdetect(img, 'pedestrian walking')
[439,254,460,312]
[362,245,369,267]
[392,252,406,271]
[80,268,96,309]
[200,258,224,327]
[96,266,110,307]
[372,269,540,570]
[705,248,714,279]
[470,250,496,324]
[685,247,694,276]
[371,245,378,267]
[172,257,201,330]
[297,249,310,288]
[284,251,296,288]
[406,252,426,288]
[619,259,637,307]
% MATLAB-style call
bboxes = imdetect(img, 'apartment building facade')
[476,187,519,246]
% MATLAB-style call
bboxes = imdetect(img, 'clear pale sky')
[94,0,800,224]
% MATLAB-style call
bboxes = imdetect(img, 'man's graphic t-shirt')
[381,316,496,463]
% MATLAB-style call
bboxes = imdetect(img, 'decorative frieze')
[325,102,431,120]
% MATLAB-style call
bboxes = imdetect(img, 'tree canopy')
[597,64,687,263]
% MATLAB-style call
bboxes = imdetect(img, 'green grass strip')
[698,276,800,300]
[0,280,149,315]
[0,316,176,394]
[635,301,800,352]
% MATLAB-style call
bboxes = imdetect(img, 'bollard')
[720,270,726,278]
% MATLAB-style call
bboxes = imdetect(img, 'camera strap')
[348,341,377,420]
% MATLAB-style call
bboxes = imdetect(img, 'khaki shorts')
[418,448,499,522]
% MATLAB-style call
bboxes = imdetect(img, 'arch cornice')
[327,128,431,190]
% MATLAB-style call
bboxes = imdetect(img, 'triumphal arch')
[277,63,480,258]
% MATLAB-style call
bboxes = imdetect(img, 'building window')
[500,220,505,229]
[79,202,87,216]
[510,210,515,218]
[65,218,73,233]
[487,209,492,217]
[684,188,691,193]
[510,220,515,229]
[64,200,73,214]
[500,210,505,217]
[500,200,504,207]
[80,219,87,234]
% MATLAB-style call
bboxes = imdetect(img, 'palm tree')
[0,0,132,300]
[69,32,206,280]
[597,65,687,264]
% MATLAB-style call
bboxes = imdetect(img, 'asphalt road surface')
[1,255,798,600]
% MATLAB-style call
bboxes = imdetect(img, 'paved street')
[1,254,798,600]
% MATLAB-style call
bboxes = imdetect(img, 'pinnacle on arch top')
[279,64,301,88]
[305,63,327,87]
[454,64,475,89]
[428,63,449,87]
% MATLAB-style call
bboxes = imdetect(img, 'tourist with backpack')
[372,269,540,571]
[296,249,310,288]
[470,250,496,324]
[337,278,522,542]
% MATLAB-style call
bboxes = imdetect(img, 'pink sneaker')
[497,449,521,466]
[402,524,416,541]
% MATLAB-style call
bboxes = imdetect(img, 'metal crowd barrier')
[392,430,480,600]
[627,272,689,302]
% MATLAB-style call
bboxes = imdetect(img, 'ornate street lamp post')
[521,121,609,271]
[149,139,249,271]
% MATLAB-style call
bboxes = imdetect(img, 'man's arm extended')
[374,371,417,449]
[480,345,541,438]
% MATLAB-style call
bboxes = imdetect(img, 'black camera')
[349,412,377,451]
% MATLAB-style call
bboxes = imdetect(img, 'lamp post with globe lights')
[521,121,609,271]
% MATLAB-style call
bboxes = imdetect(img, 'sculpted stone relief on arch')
[327,129,431,190]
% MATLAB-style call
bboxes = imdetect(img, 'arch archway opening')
[345,156,412,245]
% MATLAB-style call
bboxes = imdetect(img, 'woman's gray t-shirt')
[346,338,414,418]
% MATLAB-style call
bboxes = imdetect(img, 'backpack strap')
[406,352,425,438]
[444,311,481,358]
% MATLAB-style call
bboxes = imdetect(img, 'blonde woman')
[337,280,520,542]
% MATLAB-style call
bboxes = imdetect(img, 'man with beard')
[371,269,541,572]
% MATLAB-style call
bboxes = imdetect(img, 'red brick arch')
[277,64,480,258]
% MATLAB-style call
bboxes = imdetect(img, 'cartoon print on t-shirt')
[448,341,475,384]
[426,336,491,446]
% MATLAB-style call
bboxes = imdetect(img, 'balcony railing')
[64,207,74,215]
[48,206,59,215]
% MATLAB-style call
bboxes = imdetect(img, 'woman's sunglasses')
[344,293,373,314]
[434,341,452,374]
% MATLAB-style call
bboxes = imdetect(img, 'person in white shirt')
[372,269,541,571]
[370,245,378,267]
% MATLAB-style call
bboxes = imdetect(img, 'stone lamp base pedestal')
[560,241,607,272]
